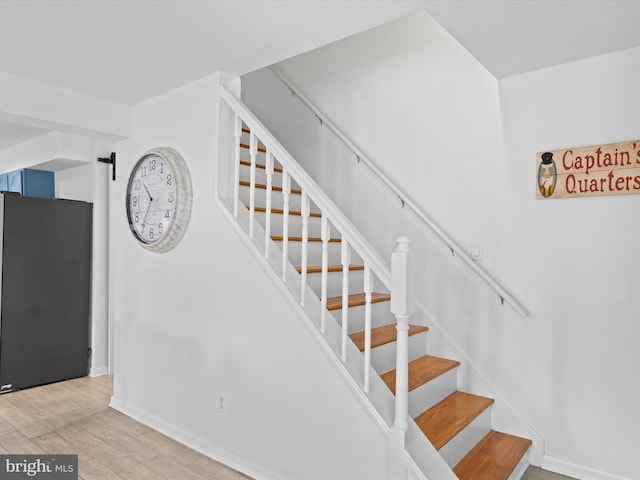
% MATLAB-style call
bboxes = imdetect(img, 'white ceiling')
[0,0,425,105]
[0,120,49,151]
[424,0,640,79]
[2,0,640,153]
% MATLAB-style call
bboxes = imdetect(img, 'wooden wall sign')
[536,140,640,199]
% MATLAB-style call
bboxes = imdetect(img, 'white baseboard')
[109,396,293,480]
[89,366,109,377]
[543,454,634,480]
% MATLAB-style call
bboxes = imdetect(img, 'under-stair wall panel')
[111,73,393,480]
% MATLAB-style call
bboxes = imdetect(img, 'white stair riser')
[239,187,304,211]
[330,301,392,334]
[408,367,458,418]
[240,161,300,188]
[507,454,531,480]
[282,240,368,267]
[439,407,492,468]
[305,269,366,298]
[239,164,303,192]
[369,331,428,374]
[276,240,344,266]
[252,210,323,237]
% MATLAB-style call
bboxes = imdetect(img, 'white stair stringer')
[218,196,441,480]
[223,84,537,479]
[413,300,545,467]
[405,419,457,480]
[230,182,535,480]
[233,161,537,479]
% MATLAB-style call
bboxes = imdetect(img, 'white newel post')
[389,237,414,480]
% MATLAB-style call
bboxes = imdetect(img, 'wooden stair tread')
[326,292,391,311]
[414,391,494,450]
[271,235,341,243]
[296,264,365,274]
[381,355,459,394]
[248,205,321,217]
[239,180,302,195]
[349,324,428,351]
[453,430,532,480]
[240,160,284,173]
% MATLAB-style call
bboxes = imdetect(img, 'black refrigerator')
[0,193,92,393]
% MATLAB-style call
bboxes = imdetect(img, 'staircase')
[221,86,532,480]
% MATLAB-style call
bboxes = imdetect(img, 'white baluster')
[281,169,291,282]
[363,264,373,394]
[320,215,330,334]
[388,236,414,480]
[264,152,274,258]
[341,238,350,362]
[248,132,258,238]
[232,115,242,218]
[300,192,310,306]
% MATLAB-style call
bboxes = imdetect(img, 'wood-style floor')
[0,375,577,480]
[0,375,250,480]
[522,467,577,480]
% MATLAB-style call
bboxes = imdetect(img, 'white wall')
[109,73,390,480]
[497,48,640,480]
[56,144,113,377]
[242,10,640,480]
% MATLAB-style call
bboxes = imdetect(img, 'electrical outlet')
[471,242,483,260]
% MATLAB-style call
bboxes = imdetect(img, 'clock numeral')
[134,179,141,191]
[158,223,163,235]
[150,158,157,171]
[168,193,174,203]
[166,174,173,186]
[132,196,138,207]
[160,162,164,174]
[164,210,170,219]
[149,228,154,239]
[135,212,140,223]
[141,166,147,177]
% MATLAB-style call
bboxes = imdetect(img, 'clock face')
[126,147,192,253]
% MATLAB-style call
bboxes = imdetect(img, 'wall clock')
[126,147,193,253]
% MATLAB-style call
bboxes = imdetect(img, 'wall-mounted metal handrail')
[268,66,529,317]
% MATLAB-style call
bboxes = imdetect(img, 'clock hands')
[144,183,153,202]
[142,183,154,225]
